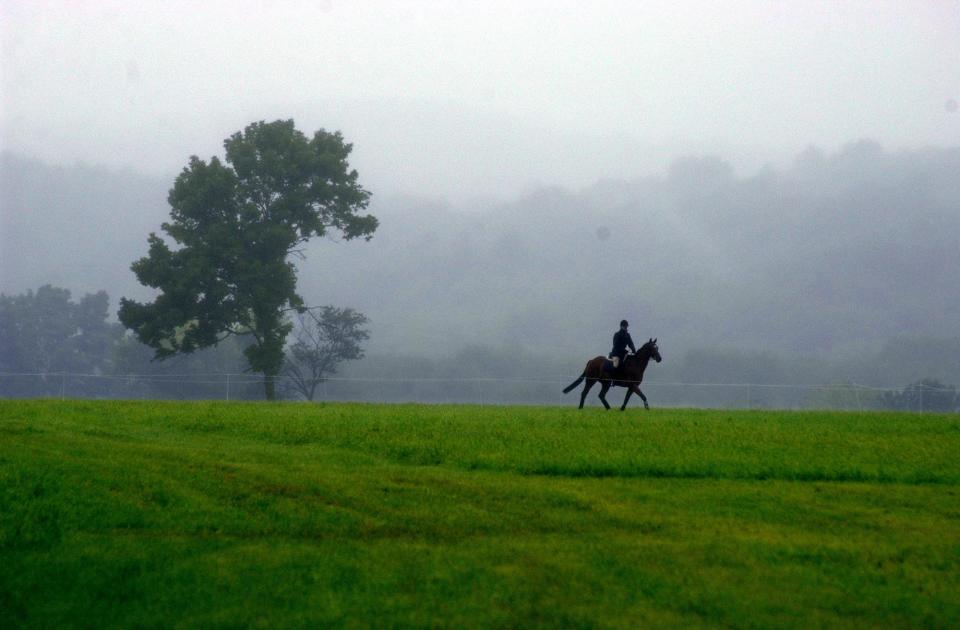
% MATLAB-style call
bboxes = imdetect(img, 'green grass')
[2,400,959,628]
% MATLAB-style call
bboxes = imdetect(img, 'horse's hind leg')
[579,379,596,409]
[598,381,611,410]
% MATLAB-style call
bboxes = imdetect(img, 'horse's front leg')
[633,385,650,410]
[620,386,633,411]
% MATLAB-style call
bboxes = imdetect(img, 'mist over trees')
[0,286,122,397]
[2,140,959,400]
[296,140,960,369]
[0,284,264,400]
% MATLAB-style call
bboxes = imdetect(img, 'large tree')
[119,120,376,399]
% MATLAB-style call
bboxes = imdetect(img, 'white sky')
[3,0,959,202]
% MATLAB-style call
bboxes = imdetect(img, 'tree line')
[0,285,369,401]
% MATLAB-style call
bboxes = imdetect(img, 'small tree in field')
[283,307,369,401]
[119,120,376,400]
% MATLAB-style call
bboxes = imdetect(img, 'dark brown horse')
[563,338,662,410]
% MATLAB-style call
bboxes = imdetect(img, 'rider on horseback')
[608,319,636,372]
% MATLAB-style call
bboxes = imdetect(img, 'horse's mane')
[627,342,655,363]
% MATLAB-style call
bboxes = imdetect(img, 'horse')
[562,338,662,410]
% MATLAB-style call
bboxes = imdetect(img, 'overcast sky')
[3,0,959,202]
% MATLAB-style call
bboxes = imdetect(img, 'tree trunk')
[263,373,277,401]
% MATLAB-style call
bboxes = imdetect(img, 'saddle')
[603,354,631,375]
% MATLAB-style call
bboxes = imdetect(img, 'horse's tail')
[562,374,585,394]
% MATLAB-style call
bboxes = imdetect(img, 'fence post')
[226,374,231,402]
[60,372,66,400]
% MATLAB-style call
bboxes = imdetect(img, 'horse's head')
[641,338,662,363]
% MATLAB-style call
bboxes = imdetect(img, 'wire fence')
[1,371,958,412]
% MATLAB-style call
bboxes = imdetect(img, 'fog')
[4,2,958,201]
[2,2,960,402]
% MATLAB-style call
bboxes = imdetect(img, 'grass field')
[2,400,959,628]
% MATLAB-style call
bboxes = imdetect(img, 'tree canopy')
[119,119,376,399]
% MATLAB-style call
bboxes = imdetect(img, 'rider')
[609,319,636,371]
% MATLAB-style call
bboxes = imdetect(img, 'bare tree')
[283,307,369,400]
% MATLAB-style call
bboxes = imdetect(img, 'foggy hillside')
[0,154,169,301]
[3,141,959,368]
[295,140,960,360]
